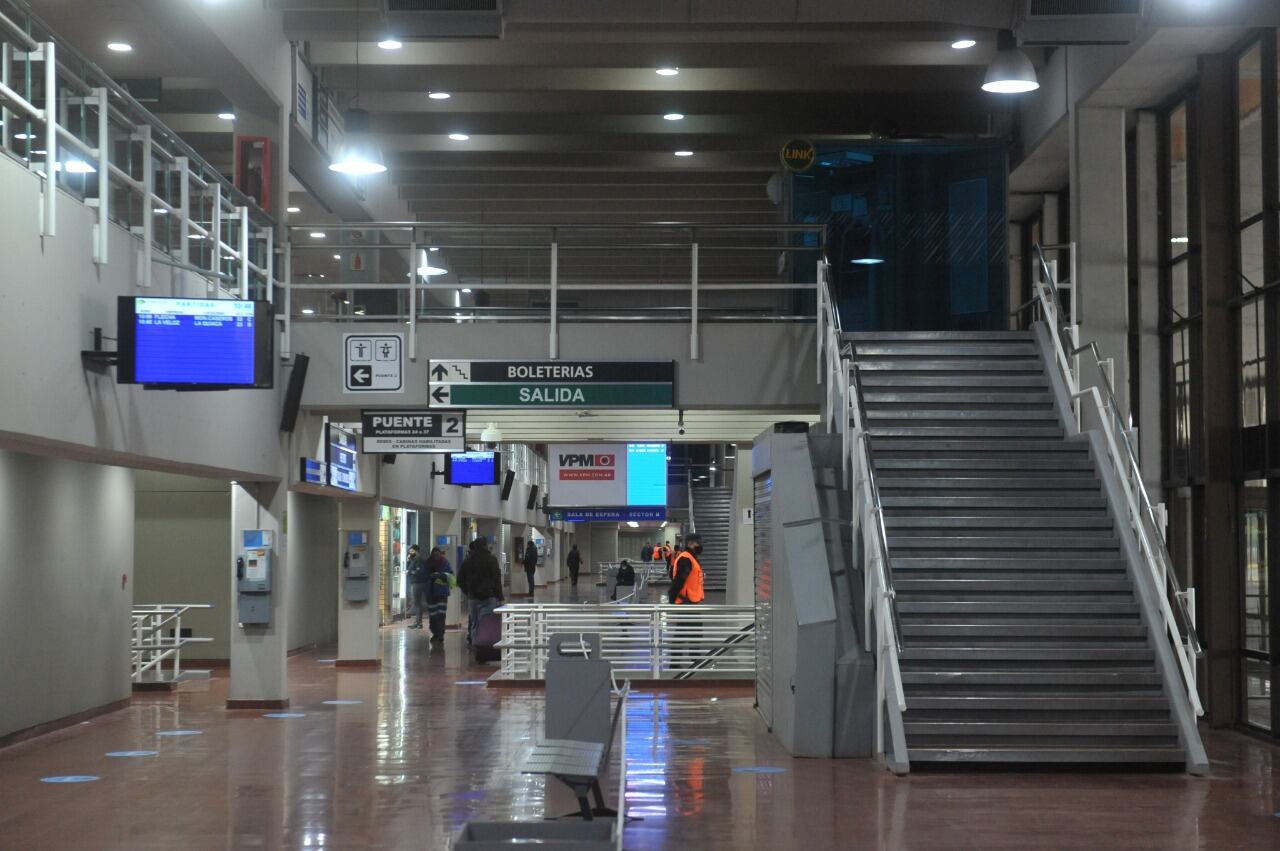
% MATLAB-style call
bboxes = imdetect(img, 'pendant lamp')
[982,30,1039,94]
[329,0,388,175]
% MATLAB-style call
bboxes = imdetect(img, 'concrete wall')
[0,451,134,740]
[291,321,819,411]
[286,492,339,652]
[133,472,232,661]
[0,154,286,481]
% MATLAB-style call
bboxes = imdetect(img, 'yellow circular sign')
[780,139,817,172]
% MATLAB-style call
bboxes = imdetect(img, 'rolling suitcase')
[473,611,502,663]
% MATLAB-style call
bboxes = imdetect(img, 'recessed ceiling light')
[449,133,470,141]
[107,42,133,53]
[14,133,33,140]
[851,257,884,265]
[286,206,301,213]
[460,287,472,293]
[429,246,439,252]
[656,67,679,76]
[343,299,351,305]
[951,39,976,49]
[418,264,448,276]
[663,113,684,121]
[1171,236,1189,244]
[309,231,326,239]
[674,150,693,157]
[333,253,342,260]
[301,308,316,315]
[428,91,451,100]
[217,112,235,121]
[62,159,95,174]
[189,234,206,240]
[31,149,46,155]
[153,207,168,214]
[377,39,403,50]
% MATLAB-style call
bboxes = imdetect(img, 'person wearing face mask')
[668,533,704,605]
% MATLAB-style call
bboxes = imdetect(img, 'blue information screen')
[450,452,497,485]
[328,426,359,492]
[626,443,667,506]
[134,298,256,385]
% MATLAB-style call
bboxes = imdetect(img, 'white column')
[228,481,289,709]
[725,445,756,606]
[337,498,381,667]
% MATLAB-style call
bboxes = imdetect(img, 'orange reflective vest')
[670,551,704,604]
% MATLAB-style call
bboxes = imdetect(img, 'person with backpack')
[522,538,539,597]
[424,547,454,642]
[567,544,583,588]
[405,544,430,630]
[457,537,503,646]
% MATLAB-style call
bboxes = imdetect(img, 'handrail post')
[816,263,825,384]
[408,238,417,360]
[282,240,292,357]
[94,86,108,264]
[690,235,699,360]
[211,182,222,288]
[265,223,275,305]
[550,234,559,359]
[176,155,190,272]
[42,40,55,237]
[237,206,250,299]
[137,124,152,288]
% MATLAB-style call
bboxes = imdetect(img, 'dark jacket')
[406,555,428,585]
[616,561,636,586]
[523,542,538,571]
[426,552,453,600]
[458,549,503,601]
[567,549,582,570]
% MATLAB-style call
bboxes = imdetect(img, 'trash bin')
[453,820,614,850]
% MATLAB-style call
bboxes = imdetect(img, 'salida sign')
[426,360,675,408]
[558,451,617,481]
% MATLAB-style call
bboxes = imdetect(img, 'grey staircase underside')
[847,330,1186,767]
[691,487,732,591]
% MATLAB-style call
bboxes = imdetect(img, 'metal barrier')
[131,604,213,685]
[0,0,276,297]
[494,603,754,681]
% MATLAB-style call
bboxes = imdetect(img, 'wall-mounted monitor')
[548,443,668,508]
[326,424,360,492]
[445,451,500,486]
[116,296,273,389]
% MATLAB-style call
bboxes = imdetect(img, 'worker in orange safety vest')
[668,534,704,605]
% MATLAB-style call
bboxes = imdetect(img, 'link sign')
[360,409,466,454]
[428,360,675,408]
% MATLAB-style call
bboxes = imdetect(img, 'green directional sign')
[428,359,675,409]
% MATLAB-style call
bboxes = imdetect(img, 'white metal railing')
[0,0,276,299]
[494,603,754,680]
[818,260,909,772]
[1027,243,1204,718]
[282,222,826,363]
[131,604,214,684]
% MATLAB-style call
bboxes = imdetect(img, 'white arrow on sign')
[430,385,451,405]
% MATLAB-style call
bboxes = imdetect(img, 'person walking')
[457,538,503,646]
[406,544,430,630]
[641,542,652,563]
[424,547,454,642]
[522,539,539,597]
[567,544,583,588]
[669,534,705,605]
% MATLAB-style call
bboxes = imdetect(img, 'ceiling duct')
[383,0,503,39]
[1019,0,1142,46]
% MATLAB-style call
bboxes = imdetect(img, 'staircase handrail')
[686,472,697,535]
[818,261,908,770]
[1030,243,1203,718]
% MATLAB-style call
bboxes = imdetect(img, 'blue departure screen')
[626,443,667,506]
[134,298,256,385]
[450,452,497,485]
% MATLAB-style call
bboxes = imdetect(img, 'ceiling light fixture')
[1170,236,1190,244]
[429,246,439,252]
[428,91,451,100]
[107,42,133,53]
[377,39,402,50]
[333,253,342,260]
[655,67,679,76]
[982,30,1039,94]
[287,206,301,213]
[449,133,470,141]
[217,112,236,121]
[663,113,684,121]
[460,287,472,293]
[329,1,388,176]
[418,264,448,276]
[626,521,640,528]
[951,38,976,49]
[61,159,96,174]
[851,257,884,265]
[673,150,693,157]
[309,231,326,239]
[14,133,33,140]
[301,308,316,315]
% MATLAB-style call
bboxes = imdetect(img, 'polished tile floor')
[1,621,1278,849]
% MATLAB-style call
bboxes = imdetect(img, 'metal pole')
[238,206,249,300]
[1,44,9,153]
[42,41,56,237]
[690,237,699,360]
[282,240,292,358]
[138,124,152,289]
[211,183,222,292]
[549,236,559,359]
[408,239,417,360]
[94,86,108,264]
[176,156,190,276]
[816,263,824,384]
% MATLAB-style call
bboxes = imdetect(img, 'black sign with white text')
[360,409,466,454]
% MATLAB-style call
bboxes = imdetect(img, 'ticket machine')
[237,530,274,625]
[344,530,372,603]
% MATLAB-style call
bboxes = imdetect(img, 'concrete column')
[1070,105,1131,424]
[1134,111,1164,495]
[337,498,381,667]
[726,446,756,606]
[228,481,289,709]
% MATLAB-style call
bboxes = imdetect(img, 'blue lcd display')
[327,426,359,492]
[448,452,498,486]
[133,298,256,385]
[626,443,667,506]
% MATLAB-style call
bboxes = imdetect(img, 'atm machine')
[344,530,372,603]
[237,530,274,625]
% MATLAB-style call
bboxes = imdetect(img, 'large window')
[1162,100,1198,485]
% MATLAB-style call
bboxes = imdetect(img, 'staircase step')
[898,600,1136,615]
[900,646,1153,662]
[876,457,1094,472]
[879,477,1098,491]
[856,359,1045,373]
[872,438,1087,453]
[907,747,1185,764]
[887,536,1118,550]
[846,331,1034,342]
[896,579,1134,594]
[869,426,1065,439]
[905,695,1170,711]
[883,496,1108,510]
[853,343,1039,357]
[885,516,1113,530]
[892,557,1126,572]
[861,374,1050,389]
[864,392,1055,406]
[900,670,1162,686]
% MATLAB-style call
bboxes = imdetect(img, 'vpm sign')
[549,443,667,509]
[558,451,617,481]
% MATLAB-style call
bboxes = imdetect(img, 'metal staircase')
[691,487,732,592]
[846,329,1201,766]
